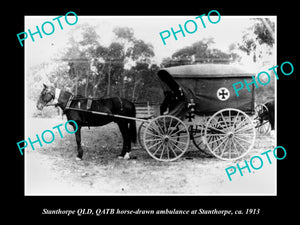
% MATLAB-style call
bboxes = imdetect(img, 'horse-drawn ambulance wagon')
[140,64,257,161]
[37,63,259,162]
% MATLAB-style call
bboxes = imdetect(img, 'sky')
[24,15,276,68]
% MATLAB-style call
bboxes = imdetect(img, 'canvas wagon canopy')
[157,64,256,115]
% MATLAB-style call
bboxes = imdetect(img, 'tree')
[94,42,125,97]
[61,25,158,103]
[254,18,275,46]
[237,18,275,63]
[112,27,155,100]
[161,38,237,67]
[62,23,100,97]
[125,62,161,102]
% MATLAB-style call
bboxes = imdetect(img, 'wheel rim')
[190,124,205,150]
[255,104,271,135]
[255,103,268,118]
[137,121,147,149]
[143,115,190,162]
[204,108,256,160]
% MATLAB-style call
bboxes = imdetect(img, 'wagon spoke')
[147,140,162,150]
[145,124,156,133]
[232,136,248,153]
[220,138,230,158]
[146,123,161,133]
[211,136,228,152]
[231,137,239,156]
[234,135,253,145]
[163,116,167,134]
[145,131,163,138]
[206,125,226,134]
[169,127,188,137]
[166,143,170,160]
[207,134,227,144]
[154,119,165,135]
[160,144,166,159]
[169,139,186,152]
[234,133,254,136]
[152,142,164,156]
[208,136,227,148]
[228,138,232,159]
[167,120,181,135]
[169,138,189,145]
[211,116,226,129]
[144,137,162,142]
[167,117,174,134]
[168,142,178,158]
[220,112,229,130]
[206,133,227,137]
[232,111,241,128]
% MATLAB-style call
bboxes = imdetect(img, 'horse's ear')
[43,83,48,89]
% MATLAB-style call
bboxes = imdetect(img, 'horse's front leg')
[117,121,131,159]
[74,125,83,160]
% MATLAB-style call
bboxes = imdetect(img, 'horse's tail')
[129,103,137,144]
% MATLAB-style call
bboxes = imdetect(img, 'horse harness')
[64,92,124,113]
[47,88,124,114]
[118,96,124,112]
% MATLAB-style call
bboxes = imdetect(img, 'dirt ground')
[24,117,277,195]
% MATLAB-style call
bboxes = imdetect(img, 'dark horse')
[36,84,137,160]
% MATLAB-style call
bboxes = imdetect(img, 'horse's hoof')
[76,157,82,161]
[124,152,130,160]
[117,153,130,160]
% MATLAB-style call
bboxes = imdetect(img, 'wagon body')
[158,64,255,115]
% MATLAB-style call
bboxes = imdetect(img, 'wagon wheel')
[204,108,256,160]
[255,103,268,118]
[143,115,190,162]
[137,121,147,149]
[254,103,271,135]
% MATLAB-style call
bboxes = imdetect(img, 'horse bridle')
[44,88,61,107]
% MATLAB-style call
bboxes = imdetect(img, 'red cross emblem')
[217,87,230,101]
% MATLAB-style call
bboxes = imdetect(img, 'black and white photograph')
[21,15,278,196]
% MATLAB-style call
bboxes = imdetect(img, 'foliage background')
[25,16,275,117]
